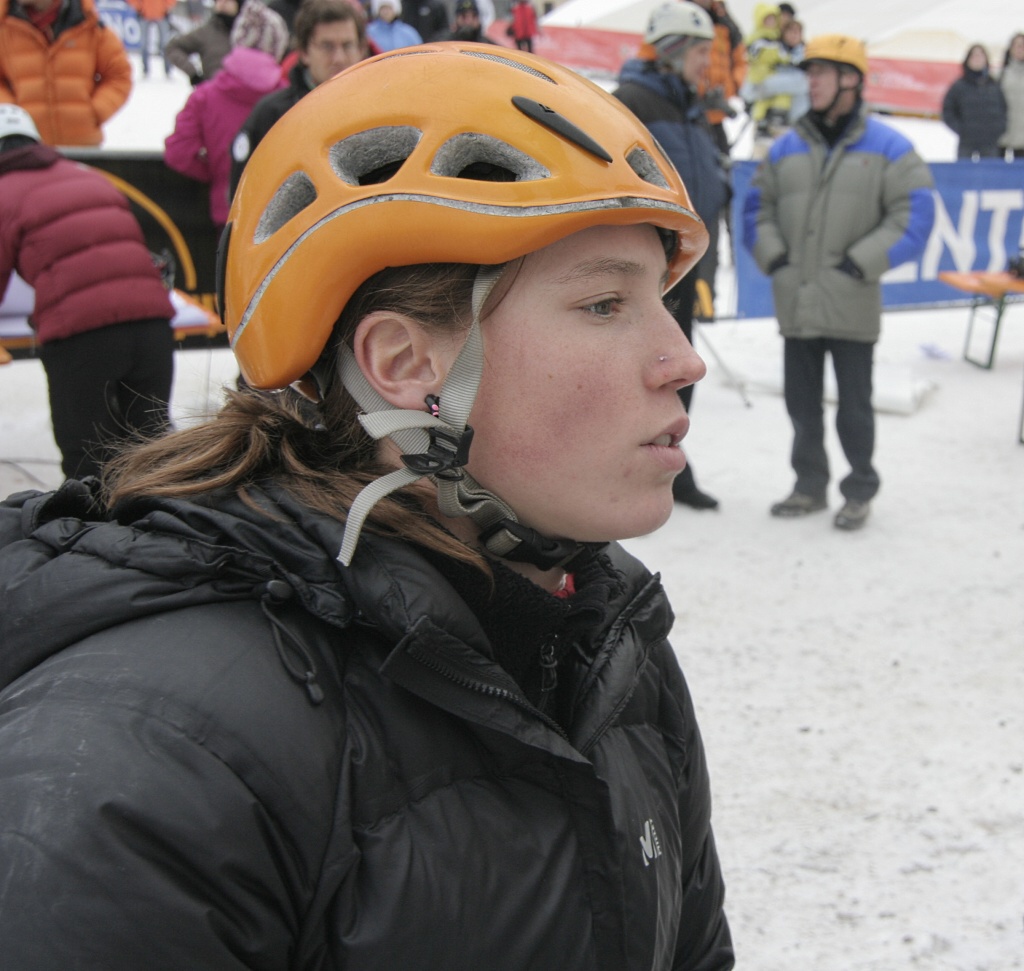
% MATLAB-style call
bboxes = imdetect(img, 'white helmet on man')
[644,1,715,46]
[0,104,40,142]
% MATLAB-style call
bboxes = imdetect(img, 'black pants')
[39,319,175,480]
[696,212,720,310]
[670,273,704,494]
[783,337,879,502]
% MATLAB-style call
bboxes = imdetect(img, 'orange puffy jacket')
[0,0,132,146]
[127,0,174,21]
[699,20,746,125]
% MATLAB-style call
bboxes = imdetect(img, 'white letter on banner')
[980,190,1024,271]
[921,190,978,279]
[882,261,917,283]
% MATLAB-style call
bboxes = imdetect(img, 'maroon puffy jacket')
[0,144,173,344]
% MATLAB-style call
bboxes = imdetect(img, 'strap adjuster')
[401,425,475,480]
[478,518,582,569]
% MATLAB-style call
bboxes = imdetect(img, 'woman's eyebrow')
[554,258,647,285]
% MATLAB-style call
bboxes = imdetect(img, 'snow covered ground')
[2,54,1023,970]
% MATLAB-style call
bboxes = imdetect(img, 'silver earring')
[658,355,669,362]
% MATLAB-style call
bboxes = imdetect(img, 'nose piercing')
[658,355,668,362]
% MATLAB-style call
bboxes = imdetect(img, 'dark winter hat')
[454,0,479,15]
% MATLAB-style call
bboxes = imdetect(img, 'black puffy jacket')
[229,61,313,197]
[0,480,733,971]
[941,70,1008,157]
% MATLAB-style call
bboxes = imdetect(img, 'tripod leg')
[694,321,753,408]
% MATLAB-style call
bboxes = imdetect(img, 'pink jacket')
[163,46,283,226]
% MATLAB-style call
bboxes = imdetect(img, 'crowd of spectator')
[2,0,1023,518]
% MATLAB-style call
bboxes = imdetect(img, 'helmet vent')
[255,172,317,243]
[626,147,670,189]
[329,126,422,186]
[432,133,550,182]
[461,49,556,84]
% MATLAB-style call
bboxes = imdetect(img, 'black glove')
[190,74,202,87]
[837,255,865,280]
[701,86,737,118]
[767,254,789,274]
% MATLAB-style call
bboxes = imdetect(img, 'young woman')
[999,32,1024,159]
[941,43,1007,159]
[0,44,734,970]
[164,44,284,229]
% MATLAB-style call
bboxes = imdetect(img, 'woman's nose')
[651,310,707,390]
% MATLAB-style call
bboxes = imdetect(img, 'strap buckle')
[401,425,475,480]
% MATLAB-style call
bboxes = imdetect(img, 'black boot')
[672,464,719,510]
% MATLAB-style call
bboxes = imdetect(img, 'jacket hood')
[2,478,615,696]
[618,58,700,116]
[618,57,693,102]
[618,56,653,87]
[0,142,60,176]
[218,46,283,95]
[751,2,778,31]
[0,479,355,692]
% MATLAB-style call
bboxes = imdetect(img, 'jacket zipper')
[536,634,559,716]
[408,643,571,743]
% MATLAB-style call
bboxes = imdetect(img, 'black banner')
[63,148,222,310]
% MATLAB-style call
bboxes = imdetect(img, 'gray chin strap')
[337,266,578,568]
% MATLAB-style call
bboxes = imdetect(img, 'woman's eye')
[585,298,619,318]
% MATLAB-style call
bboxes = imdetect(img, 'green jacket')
[743,104,935,342]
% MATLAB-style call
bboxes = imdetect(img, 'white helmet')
[644,1,715,45]
[0,104,40,142]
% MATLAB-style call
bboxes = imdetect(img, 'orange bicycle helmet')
[222,42,708,390]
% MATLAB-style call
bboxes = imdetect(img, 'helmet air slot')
[255,172,318,243]
[329,125,422,186]
[626,147,671,189]
[431,132,550,183]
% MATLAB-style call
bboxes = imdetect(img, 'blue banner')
[97,0,141,51]
[731,158,1024,319]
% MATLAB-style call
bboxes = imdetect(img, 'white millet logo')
[639,818,662,867]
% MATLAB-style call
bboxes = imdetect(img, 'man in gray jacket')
[743,34,935,530]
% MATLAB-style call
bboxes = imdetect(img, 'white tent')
[869,30,1000,66]
[541,0,667,33]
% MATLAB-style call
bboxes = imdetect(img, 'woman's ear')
[352,311,454,410]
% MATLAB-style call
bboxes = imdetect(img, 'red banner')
[864,58,961,116]
[526,24,643,77]
[493,23,958,117]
